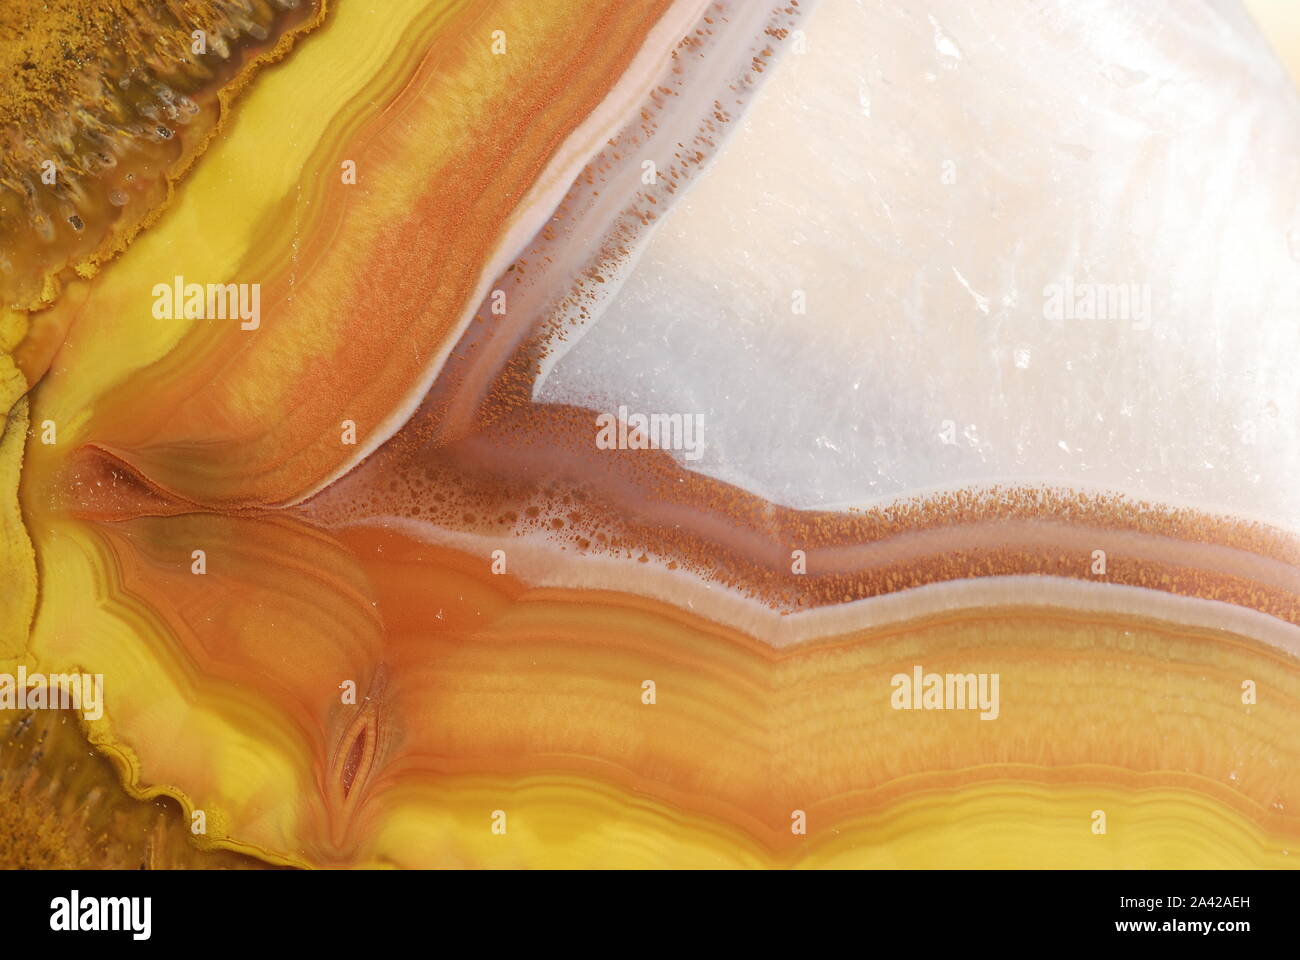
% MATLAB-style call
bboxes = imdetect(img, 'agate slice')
[0,0,1297,869]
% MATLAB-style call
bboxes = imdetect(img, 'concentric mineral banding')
[6,0,1299,868]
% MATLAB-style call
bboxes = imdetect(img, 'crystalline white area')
[534,0,1300,526]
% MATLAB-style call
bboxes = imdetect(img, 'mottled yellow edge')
[0,351,35,661]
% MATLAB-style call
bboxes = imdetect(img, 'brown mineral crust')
[0,0,326,312]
